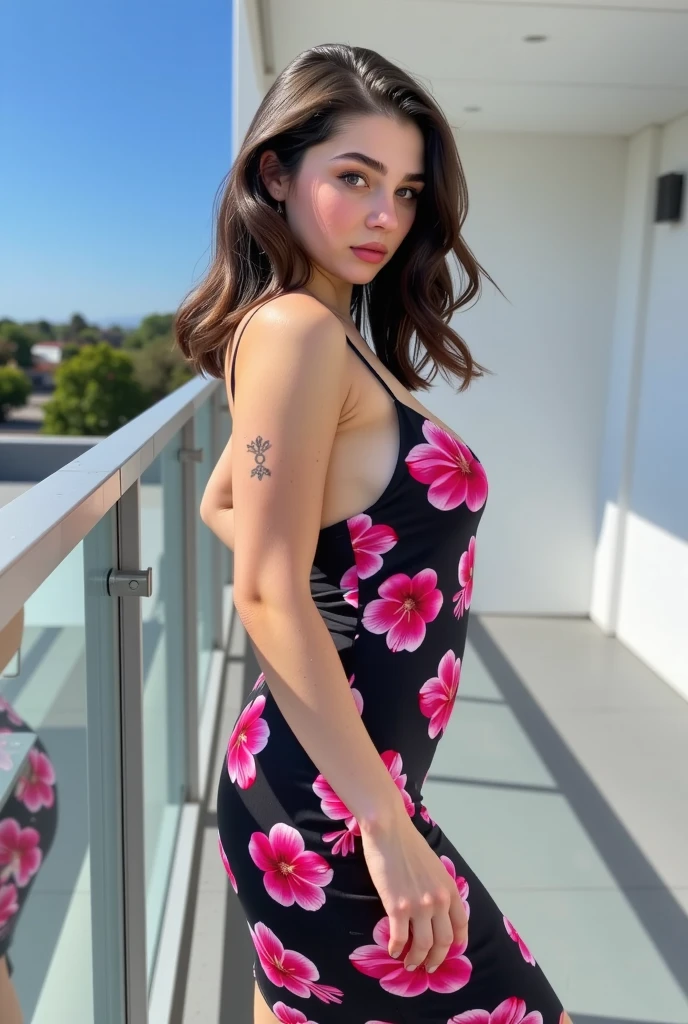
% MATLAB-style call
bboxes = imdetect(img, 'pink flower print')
[0,819,42,887]
[452,536,476,619]
[419,769,437,826]
[0,698,23,726]
[0,883,19,928]
[312,750,413,855]
[439,855,470,919]
[362,569,443,653]
[348,673,363,715]
[218,834,238,893]
[273,1003,321,1024]
[15,747,56,812]
[340,564,358,608]
[450,996,543,1024]
[503,916,536,965]
[406,420,488,512]
[0,735,13,772]
[380,750,415,818]
[311,775,360,856]
[349,914,472,996]
[418,650,461,739]
[249,823,333,910]
[419,804,437,827]
[249,921,344,1004]
[227,695,270,790]
[252,672,265,691]
[347,514,398,578]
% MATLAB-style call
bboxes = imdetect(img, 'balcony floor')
[176,613,688,1024]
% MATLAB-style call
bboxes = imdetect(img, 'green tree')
[60,341,82,361]
[130,335,194,403]
[42,343,148,436]
[21,320,55,342]
[67,313,89,338]
[75,326,102,345]
[123,313,175,350]
[0,366,31,422]
[0,337,16,365]
[0,322,35,368]
[35,319,55,339]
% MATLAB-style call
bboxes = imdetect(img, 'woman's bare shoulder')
[225,291,346,384]
[239,291,342,340]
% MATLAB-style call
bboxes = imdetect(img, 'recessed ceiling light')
[464,105,482,113]
[523,34,548,43]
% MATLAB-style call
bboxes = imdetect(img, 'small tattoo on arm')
[246,436,272,480]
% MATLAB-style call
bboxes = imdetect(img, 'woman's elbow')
[199,497,214,528]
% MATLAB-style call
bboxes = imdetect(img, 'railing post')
[83,508,128,1024]
[210,387,224,646]
[179,419,200,801]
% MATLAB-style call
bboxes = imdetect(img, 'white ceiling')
[260,0,688,135]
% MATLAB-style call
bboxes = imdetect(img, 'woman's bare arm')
[228,294,410,834]
[200,434,235,550]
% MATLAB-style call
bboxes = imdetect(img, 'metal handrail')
[0,374,221,632]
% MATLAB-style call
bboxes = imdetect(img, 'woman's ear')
[0,607,24,676]
[258,150,287,203]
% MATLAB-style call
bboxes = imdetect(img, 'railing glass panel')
[0,507,126,1023]
[140,438,187,984]
[195,400,216,706]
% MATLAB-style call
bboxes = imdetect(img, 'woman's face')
[270,114,426,284]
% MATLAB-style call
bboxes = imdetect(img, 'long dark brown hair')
[175,43,498,392]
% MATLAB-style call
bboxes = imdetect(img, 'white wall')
[592,113,688,701]
[432,133,627,616]
[232,0,265,159]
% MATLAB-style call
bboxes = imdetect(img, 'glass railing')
[0,376,231,1024]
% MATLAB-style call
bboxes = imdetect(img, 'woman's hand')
[360,811,468,973]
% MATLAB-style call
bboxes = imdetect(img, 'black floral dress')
[217,329,567,1023]
[0,697,58,976]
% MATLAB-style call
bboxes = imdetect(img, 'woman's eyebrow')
[330,151,425,183]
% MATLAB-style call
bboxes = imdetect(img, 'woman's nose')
[367,195,399,231]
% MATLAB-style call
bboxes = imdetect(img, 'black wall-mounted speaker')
[654,172,684,223]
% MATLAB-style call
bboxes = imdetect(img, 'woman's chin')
[338,260,382,285]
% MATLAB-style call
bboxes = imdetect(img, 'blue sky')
[0,0,233,326]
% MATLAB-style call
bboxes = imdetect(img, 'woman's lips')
[350,246,385,264]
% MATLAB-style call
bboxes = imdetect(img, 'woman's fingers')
[403,905,435,971]
[449,889,469,945]
[387,902,410,959]
[401,889,468,973]
[424,905,456,972]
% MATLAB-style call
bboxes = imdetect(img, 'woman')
[0,608,58,1024]
[178,43,572,1024]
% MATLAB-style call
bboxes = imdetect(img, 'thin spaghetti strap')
[229,302,270,401]
[344,336,398,402]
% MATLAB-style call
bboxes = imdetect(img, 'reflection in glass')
[0,538,91,1021]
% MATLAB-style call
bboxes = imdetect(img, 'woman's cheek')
[313,183,356,237]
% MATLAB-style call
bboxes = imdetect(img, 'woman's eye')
[339,173,419,201]
[340,172,366,187]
